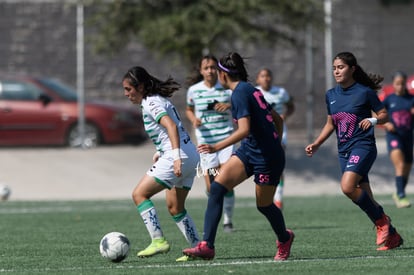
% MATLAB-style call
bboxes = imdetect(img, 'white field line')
[1,255,414,273]
[0,201,259,215]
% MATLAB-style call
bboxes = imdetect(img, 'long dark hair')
[217,52,249,82]
[123,66,180,98]
[334,52,383,90]
[186,54,218,87]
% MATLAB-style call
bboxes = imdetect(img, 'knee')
[167,203,183,216]
[341,185,354,197]
[341,184,355,198]
[132,188,146,205]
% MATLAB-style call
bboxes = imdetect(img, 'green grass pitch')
[0,195,413,274]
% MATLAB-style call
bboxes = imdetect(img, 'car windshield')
[38,78,78,101]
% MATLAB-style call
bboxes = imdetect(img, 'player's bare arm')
[305,115,335,157]
[159,115,182,177]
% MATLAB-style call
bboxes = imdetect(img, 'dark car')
[0,76,145,147]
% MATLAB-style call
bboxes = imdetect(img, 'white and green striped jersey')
[187,81,233,144]
[255,85,290,114]
[141,95,190,152]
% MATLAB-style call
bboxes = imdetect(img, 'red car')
[0,76,146,147]
[378,74,414,101]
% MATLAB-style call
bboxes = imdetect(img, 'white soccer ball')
[99,232,130,262]
[0,184,11,201]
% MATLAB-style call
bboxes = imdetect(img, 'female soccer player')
[382,71,414,208]
[305,52,403,250]
[122,66,200,261]
[183,52,294,261]
[256,68,295,209]
[186,55,235,232]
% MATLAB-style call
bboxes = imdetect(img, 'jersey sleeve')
[231,89,251,120]
[143,98,167,123]
[367,89,384,112]
[279,87,291,103]
[325,92,332,115]
[186,87,194,107]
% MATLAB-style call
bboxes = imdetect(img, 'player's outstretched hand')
[173,159,182,177]
[198,144,216,154]
[358,118,374,131]
[214,103,230,112]
[305,143,319,157]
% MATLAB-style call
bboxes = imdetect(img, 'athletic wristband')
[172,148,181,160]
[367,118,378,126]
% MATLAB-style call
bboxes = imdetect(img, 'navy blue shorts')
[386,133,413,163]
[234,143,285,186]
[338,147,377,183]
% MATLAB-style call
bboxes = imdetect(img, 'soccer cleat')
[375,214,391,246]
[377,231,403,251]
[274,229,294,261]
[137,237,170,257]
[392,193,411,208]
[182,241,215,260]
[223,223,234,233]
[275,200,283,210]
[176,255,195,262]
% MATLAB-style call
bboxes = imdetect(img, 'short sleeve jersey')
[255,85,290,114]
[141,95,190,152]
[383,93,414,136]
[186,81,233,144]
[326,83,384,153]
[231,81,282,159]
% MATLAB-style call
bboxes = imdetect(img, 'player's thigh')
[215,155,247,190]
[132,174,165,204]
[255,185,277,207]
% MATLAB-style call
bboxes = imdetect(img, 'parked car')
[0,75,146,147]
[378,73,414,101]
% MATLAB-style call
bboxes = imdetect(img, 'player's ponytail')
[218,52,249,82]
[124,66,180,98]
[334,52,383,90]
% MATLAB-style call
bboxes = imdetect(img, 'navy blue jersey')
[383,93,414,136]
[326,83,384,153]
[231,81,282,159]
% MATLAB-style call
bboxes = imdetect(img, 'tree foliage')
[88,0,323,65]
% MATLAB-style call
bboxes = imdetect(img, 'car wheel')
[67,123,101,148]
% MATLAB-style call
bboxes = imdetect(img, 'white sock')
[274,181,284,202]
[137,200,163,240]
[173,210,200,247]
[223,193,235,225]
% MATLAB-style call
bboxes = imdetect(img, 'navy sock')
[403,176,409,190]
[203,181,228,248]
[396,176,405,198]
[353,190,382,224]
[208,173,215,186]
[257,204,289,243]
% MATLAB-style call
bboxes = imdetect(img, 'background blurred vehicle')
[0,75,146,147]
[378,73,414,101]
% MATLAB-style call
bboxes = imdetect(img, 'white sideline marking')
[0,201,257,215]
[1,255,413,273]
